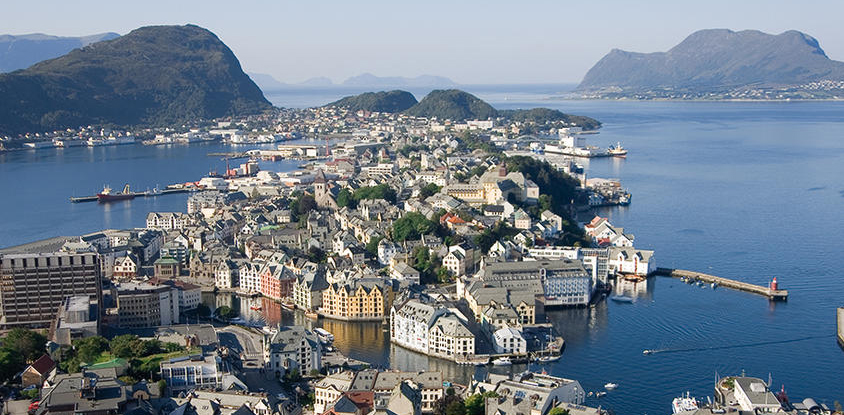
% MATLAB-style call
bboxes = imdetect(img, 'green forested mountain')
[403,89,497,121]
[0,24,271,135]
[325,90,418,112]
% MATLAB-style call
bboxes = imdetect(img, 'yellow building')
[320,279,392,321]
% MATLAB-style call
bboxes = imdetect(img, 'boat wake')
[643,334,833,355]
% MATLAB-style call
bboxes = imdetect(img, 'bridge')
[653,268,788,301]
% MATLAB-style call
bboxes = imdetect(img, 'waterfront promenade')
[654,268,788,301]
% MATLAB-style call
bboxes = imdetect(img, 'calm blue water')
[2,88,843,414]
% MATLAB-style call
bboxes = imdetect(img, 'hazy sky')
[2,0,843,84]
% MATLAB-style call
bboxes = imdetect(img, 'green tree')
[365,236,384,256]
[163,342,184,353]
[547,408,570,415]
[298,194,317,215]
[0,347,25,382]
[419,183,442,199]
[73,336,109,363]
[21,388,39,400]
[307,247,326,263]
[109,334,141,359]
[446,400,466,415]
[337,188,355,208]
[216,306,237,320]
[464,394,485,415]
[435,394,464,415]
[158,379,167,396]
[3,328,47,362]
[392,212,436,241]
[196,304,211,317]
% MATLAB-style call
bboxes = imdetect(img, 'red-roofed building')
[22,354,56,388]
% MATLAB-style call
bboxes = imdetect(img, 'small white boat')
[492,357,512,366]
[538,355,561,363]
[604,383,618,390]
[672,392,699,414]
[596,391,607,398]
[643,349,653,355]
[710,282,718,289]
[611,295,633,303]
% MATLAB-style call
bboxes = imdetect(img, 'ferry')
[314,328,334,344]
[604,383,618,390]
[608,142,628,157]
[492,357,512,366]
[672,392,699,414]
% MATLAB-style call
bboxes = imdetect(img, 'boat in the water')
[643,349,653,355]
[97,184,135,202]
[595,392,607,398]
[249,305,262,311]
[672,392,699,414]
[604,383,618,390]
[538,355,561,363]
[314,328,334,344]
[608,142,628,157]
[610,295,634,303]
[492,357,512,366]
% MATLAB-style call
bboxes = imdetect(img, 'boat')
[710,282,718,289]
[672,392,699,414]
[608,142,628,157]
[305,310,319,320]
[643,349,653,355]
[492,357,512,366]
[97,184,135,202]
[538,355,561,363]
[249,305,262,311]
[595,392,607,398]
[280,301,295,311]
[314,328,334,344]
[604,383,618,390]
[610,295,633,303]
[145,186,162,196]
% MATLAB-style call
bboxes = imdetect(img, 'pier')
[70,187,193,203]
[654,268,788,301]
[838,307,844,349]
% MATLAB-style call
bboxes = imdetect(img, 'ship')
[608,142,628,157]
[672,392,699,414]
[97,184,135,202]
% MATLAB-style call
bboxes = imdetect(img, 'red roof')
[29,354,56,375]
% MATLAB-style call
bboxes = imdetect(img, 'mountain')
[248,72,288,91]
[326,90,418,113]
[342,73,455,88]
[578,29,844,96]
[0,32,120,73]
[499,108,601,130]
[300,76,334,87]
[404,89,497,121]
[0,25,271,135]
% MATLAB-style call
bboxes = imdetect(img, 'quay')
[654,268,789,301]
[838,307,844,349]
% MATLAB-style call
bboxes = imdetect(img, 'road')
[217,325,264,365]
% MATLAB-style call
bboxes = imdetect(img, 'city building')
[482,260,592,306]
[321,279,391,321]
[146,212,190,230]
[160,354,226,392]
[480,372,586,415]
[0,237,102,329]
[263,325,323,377]
[492,327,527,354]
[390,299,475,361]
[115,281,179,328]
[38,369,128,415]
[51,295,99,346]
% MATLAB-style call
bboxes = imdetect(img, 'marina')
[654,268,789,301]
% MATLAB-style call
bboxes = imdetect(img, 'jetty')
[70,187,194,203]
[838,307,844,349]
[654,268,788,301]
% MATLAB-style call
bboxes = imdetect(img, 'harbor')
[654,268,789,300]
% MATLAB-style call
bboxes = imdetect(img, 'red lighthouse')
[770,277,778,290]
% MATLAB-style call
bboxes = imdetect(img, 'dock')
[654,268,789,301]
[838,307,844,349]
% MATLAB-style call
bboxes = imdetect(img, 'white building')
[390,299,475,361]
[160,354,224,392]
[263,326,322,377]
[608,247,655,276]
[215,260,240,289]
[492,327,527,354]
[146,212,190,230]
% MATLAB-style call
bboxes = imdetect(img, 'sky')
[2,0,843,84]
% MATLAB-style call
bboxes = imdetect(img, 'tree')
[196,304,211,317]
[392,212,436,241]
[164,342,184,353]
[547,408,570,415]
[365,236,383,256]
[464,394,484,415]
[298,194,317,215]
[73,336,109,363]
[337,188,355,209]
[0,347,25,382]
[21,388,39,400]
[419,183,441,199]
[307,247,326,263]
[157,379,167,396]
[109,334,141,359]
[446,400,466,415]
[3,328,47,362]
[216,306,237,320]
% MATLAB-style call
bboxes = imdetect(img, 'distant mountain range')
[325,89,601,129]
[0,25,270,135]
[0,32,120,73]
[248,72,456,92]
[578,29,844,99]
